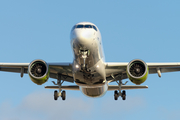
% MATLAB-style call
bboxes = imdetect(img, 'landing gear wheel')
[54,90,58,100]
[61,91,66,100]
[122,90,126,100]
[114,90,119,100]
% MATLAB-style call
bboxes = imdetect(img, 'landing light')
[96,65,99,68]
[76,65,79,68]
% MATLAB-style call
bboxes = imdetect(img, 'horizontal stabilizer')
[45,85,148,91]
[45,85,80,90]
[108,85,148,91]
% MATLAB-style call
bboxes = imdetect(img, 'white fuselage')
[70,22,108,97]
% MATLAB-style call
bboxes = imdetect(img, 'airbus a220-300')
[1,22,180,101]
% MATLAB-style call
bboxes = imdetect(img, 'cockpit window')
[71,24,98,31]
[76,25,84,28]
[84,25,92,28]
[92,26,97,31]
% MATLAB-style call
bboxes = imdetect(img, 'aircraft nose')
[74,30,94,45]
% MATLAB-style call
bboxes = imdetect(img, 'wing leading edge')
[105,62,180,81]
[0,62,74,82]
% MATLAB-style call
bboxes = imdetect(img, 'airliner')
[1,22,180,101]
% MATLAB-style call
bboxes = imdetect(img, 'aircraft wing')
[147,63,180,74]
[0,62,74,83]
[105,62,180,81]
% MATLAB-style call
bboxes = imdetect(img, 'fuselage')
[70,22,108,97]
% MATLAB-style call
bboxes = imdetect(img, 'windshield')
[76,25,84,28]
[71,24,98,31]
[84,25,92,28]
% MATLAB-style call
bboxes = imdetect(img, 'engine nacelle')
[127,59,149,85]
[28,59,49,85]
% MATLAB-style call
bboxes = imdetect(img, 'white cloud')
[0,91,93,120]
[0,91,148,120]
[91,95,147,119]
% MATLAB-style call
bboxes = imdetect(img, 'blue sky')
[0,0,180,120]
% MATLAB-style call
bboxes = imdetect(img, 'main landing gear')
[54,90,66,100]
[114,90,126,100]
[112,74,127,101]
[52,74,66,101]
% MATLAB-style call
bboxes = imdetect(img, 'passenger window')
[76,25,84,28]
[93,26,97,31]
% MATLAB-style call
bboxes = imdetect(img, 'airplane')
[1,21,180,101]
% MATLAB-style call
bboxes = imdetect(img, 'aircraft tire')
[61,91,66,100]
[114,90,118,100]
[54,90,58,100]
[122,90,126,100]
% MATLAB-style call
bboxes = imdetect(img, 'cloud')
[91,95,147,119]
[0,91,147,120]
[0,91,93,120]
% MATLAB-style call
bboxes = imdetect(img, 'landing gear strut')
[53,74,66,101]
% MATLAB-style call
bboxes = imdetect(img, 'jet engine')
[28,59,49,85]
[127,59,148,85]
